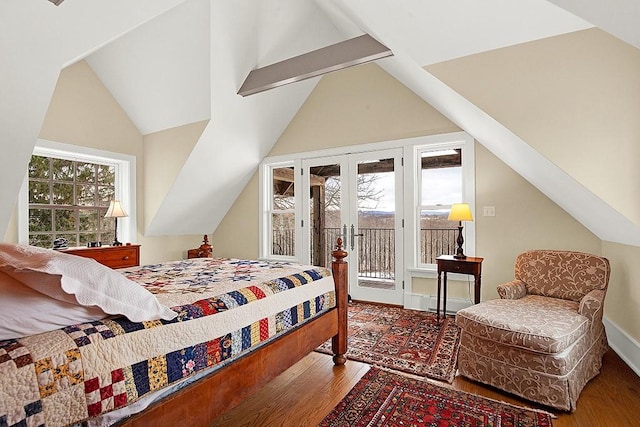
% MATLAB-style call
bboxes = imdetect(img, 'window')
[417,148,463,265]
[405,132,474,271]
[27,155,117,248]
[265,162,297,259]
[19,140,136,248]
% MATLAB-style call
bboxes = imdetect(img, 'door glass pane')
[357,158,395,290]
[308,164,341,267]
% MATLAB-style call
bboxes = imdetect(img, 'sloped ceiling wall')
[0,0,189,237]
[85,0,212,135]
[1,0,640,246]
[317,0,640,246]
[548,0,640,49]
[427,28,640,228]
[89,0,598,236]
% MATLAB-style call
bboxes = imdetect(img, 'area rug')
[319,368,554,427]
[316,302,461,382]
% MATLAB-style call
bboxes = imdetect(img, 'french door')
[301,148,403,305]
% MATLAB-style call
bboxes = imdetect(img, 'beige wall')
[427,28,640,226]
[214,61,599,303]
[475,144,600,299]
[602,242,640,340]
[269,63,460,156]
[412,143,601,299]
[211,172,260,260]
[40,61,142,154]
[427,27,640,343]
[13,60,203,264]
[213,62,460,257]
[143,120,208,228]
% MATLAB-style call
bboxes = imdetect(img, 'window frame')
[18,139,137,246]
[412,142,474,269]
[259,159,300,262]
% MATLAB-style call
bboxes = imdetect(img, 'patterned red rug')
[319,368,554,427]
[317,302,461,383]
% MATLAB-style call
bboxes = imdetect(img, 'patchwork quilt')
[0,258,334,427]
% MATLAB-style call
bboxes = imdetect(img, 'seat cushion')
[455,295,588,354]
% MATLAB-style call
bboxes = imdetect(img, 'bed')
[0,239,348,427]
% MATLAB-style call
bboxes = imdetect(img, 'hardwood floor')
[211,349,640,427]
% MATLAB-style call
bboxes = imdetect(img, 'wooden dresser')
[64,244,140,269]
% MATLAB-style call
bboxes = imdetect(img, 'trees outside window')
[28,154,117,248]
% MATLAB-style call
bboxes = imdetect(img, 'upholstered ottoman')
[455,250,610,411]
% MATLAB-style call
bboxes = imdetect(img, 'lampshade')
[448,203,473,222]
[105,200,128,218]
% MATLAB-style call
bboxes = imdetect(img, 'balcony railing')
[272,229,294,256]
[273,227,458,278]
[419,228,458,264]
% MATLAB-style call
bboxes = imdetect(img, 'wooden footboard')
[116,239,348,426]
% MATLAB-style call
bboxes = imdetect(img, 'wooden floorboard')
[211,349,640,427]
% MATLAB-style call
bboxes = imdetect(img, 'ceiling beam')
[238,34,392,97]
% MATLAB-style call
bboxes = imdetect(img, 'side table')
[436,255,483,321]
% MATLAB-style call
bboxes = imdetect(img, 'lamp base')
[454,222,466,259]
[111,217,123,246]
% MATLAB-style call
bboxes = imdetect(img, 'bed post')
[331,237,348,365]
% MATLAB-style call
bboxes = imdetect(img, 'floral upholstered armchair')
[455,250,610,411]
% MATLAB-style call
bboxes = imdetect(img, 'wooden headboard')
[187,235,213,259]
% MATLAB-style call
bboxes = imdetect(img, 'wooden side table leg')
[436,270,442,321]
[443,272,448,319]
[475,274,481,304]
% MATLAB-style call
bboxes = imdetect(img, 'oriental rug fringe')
[317,302,461,383]
[319,367,554,427]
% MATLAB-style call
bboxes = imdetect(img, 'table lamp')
[105,200,128,246]
[448,203,473,259]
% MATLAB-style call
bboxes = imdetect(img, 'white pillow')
[0,243,177,323]
[0,270,106,340]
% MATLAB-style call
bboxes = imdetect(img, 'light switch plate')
[483,206,496,217]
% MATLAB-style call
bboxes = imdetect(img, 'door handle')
[350,224,364,251]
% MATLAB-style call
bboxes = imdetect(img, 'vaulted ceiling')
[1,0,639,244]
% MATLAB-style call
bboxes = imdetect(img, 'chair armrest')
[579,289,606,322]
[497,280,527,299]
